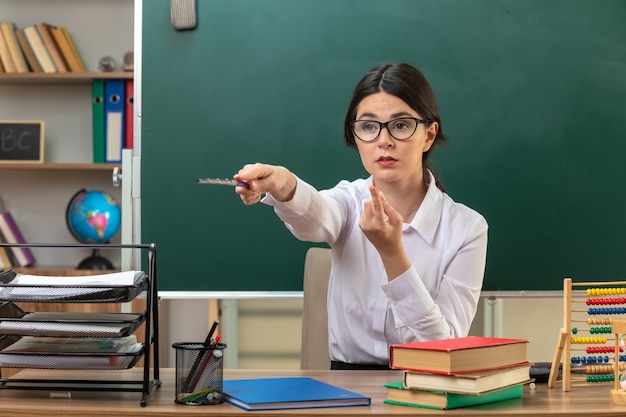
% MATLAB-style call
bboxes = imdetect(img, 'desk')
[0,368,623,416]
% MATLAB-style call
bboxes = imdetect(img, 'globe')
[66,189,121,269]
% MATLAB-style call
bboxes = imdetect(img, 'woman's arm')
[382,215,488,342]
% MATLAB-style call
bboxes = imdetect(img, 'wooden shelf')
[0,163,119,171]
[0,72,132,84]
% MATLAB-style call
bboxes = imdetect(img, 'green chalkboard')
[142,0,626,292]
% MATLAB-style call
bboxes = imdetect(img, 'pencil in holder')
[172,341,226,405]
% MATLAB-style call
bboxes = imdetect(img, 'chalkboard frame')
[0,120,45,163]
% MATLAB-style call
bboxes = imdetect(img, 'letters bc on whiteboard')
[0,120,45,163]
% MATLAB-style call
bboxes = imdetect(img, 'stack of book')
[385,336,531,410]
[0,21,86,74]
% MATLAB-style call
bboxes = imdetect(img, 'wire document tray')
[0,303,146,338]
[0,270,147,303]
[0,242,160,407]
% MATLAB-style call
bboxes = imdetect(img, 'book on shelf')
[23,25,56,73]
[14,28,43,73]
[0,212,36,267]
[61,26,87,72]
[222,377,371,411]
[389,336,529,374]
[0,22,28,73]
[60,26,86,71]
[35,22,68,73]
[403,362,532,395]
[0,235,12,270]
[0,27,16,73]
[383,381,523,410]
[49,25,84,73]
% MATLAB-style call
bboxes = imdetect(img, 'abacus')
[548,278,626,393]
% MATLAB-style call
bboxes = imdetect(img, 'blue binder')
[104,80,125,163]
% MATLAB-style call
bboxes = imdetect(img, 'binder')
[92,80,105,163]
[104,80,126,163]
[222,377,371,410]
[124,80,134,149]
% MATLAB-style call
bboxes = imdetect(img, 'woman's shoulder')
[440,191,488,229]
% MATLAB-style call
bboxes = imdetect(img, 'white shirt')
[263,171,488,365]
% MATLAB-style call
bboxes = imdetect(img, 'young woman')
[234,63,488,369]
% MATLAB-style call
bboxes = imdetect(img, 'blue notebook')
[222,377,371,410]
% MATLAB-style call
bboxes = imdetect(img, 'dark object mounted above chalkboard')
[0,120,44,163]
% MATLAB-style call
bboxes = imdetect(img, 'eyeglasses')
[351,117,430,142]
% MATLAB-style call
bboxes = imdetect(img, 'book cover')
[0,27,16,73]
[390,336,529,374]
[104,80,126,163]
[60,26,86,72]
[15,28,43,73]
[384,381,523,410]
[403,363,532,395]
[0,212,36,267]
[35,22,68,73]
[23,25,56,73]
[0,22,28,73]
[222,377,371,410]
[49,26,83,72]
[92,79,105,163]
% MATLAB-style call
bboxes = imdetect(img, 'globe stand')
[77,249,114,270]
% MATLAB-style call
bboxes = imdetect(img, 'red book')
[124,79,134,149]
[389,336,529,375]
[0,212,36,267]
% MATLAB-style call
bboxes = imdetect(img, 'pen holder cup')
[172,342,227,405]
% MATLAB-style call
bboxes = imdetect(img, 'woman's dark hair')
[343,63,447,191]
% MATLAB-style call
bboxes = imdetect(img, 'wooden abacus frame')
[610,319,626,404]
[549,277,626,394]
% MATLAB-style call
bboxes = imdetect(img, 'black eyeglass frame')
[351,117,431,142]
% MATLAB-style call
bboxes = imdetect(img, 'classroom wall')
[158,296,563,369]
[1,0,132,267]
